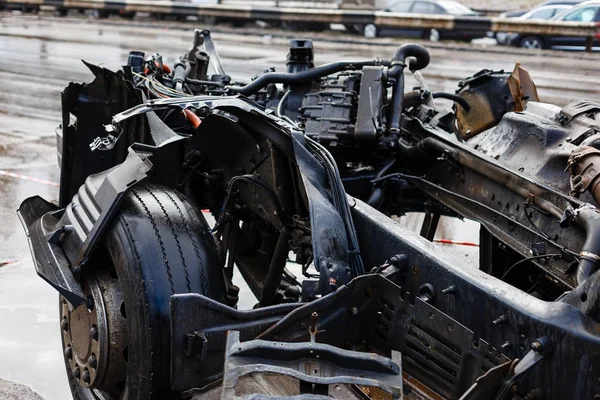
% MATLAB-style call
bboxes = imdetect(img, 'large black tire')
[64,184,226,400]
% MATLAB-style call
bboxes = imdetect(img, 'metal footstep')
[220,330,403,400]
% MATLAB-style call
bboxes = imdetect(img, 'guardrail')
[3,0,600,51]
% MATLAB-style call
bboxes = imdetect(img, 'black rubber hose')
[228,59,388,96]
[185,77,225,87]
[173,61,187,92]
[259,228,292,306]
[368,159,397,208]
[388,44,430,133]
[388,43,431,77]
[432,92,471,111]
[575,208,600,284]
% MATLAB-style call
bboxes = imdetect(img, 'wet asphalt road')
[0,11,599,399]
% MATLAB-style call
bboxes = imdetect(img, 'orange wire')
[183,109,201,128]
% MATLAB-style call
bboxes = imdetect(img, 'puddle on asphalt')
[0,259,70,400]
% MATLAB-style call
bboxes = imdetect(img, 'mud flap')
[17,147,153,306]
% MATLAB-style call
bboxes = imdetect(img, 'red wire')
[433,239,479,247]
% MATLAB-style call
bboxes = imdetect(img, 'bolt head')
[73,367,81,379]
[82,369,90,383]
[64,346,73,359]
[351,307,359,315]
[90,325,99,341]
[531,340,542,352]
[88,354,97,369]
[60,318,69,332]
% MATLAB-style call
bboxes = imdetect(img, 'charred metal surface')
[17,33,600,400]
[349,198,600,400]
[568,146,600,203]
[221,330,402,399]
[454,65,538,140]
[170,294,301,391]
[258,272,509,399]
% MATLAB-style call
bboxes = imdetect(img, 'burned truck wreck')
[17,30,600,399]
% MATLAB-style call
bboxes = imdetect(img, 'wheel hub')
[61,267,128,396]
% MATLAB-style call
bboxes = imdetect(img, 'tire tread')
[130,187,176,293]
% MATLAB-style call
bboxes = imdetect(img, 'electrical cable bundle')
[304,135,365,278]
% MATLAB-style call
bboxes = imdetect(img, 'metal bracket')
[220,330,403,400]
[558,100,600,125]
[170,293,302,391]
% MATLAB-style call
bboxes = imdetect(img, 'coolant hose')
[388,44,430,133]
[575,207,600,284]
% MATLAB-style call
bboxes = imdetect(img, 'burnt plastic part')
[169,294,302,391]
[59,62,147,207]
[220,331,403,400]
[387,43,430,133]
[17,147,154,306]
[453,69,514,140]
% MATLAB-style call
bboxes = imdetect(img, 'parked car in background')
[502,0,600,49]
[350,0,483,40]
[500,0,582,18]
[496,4,572,45]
